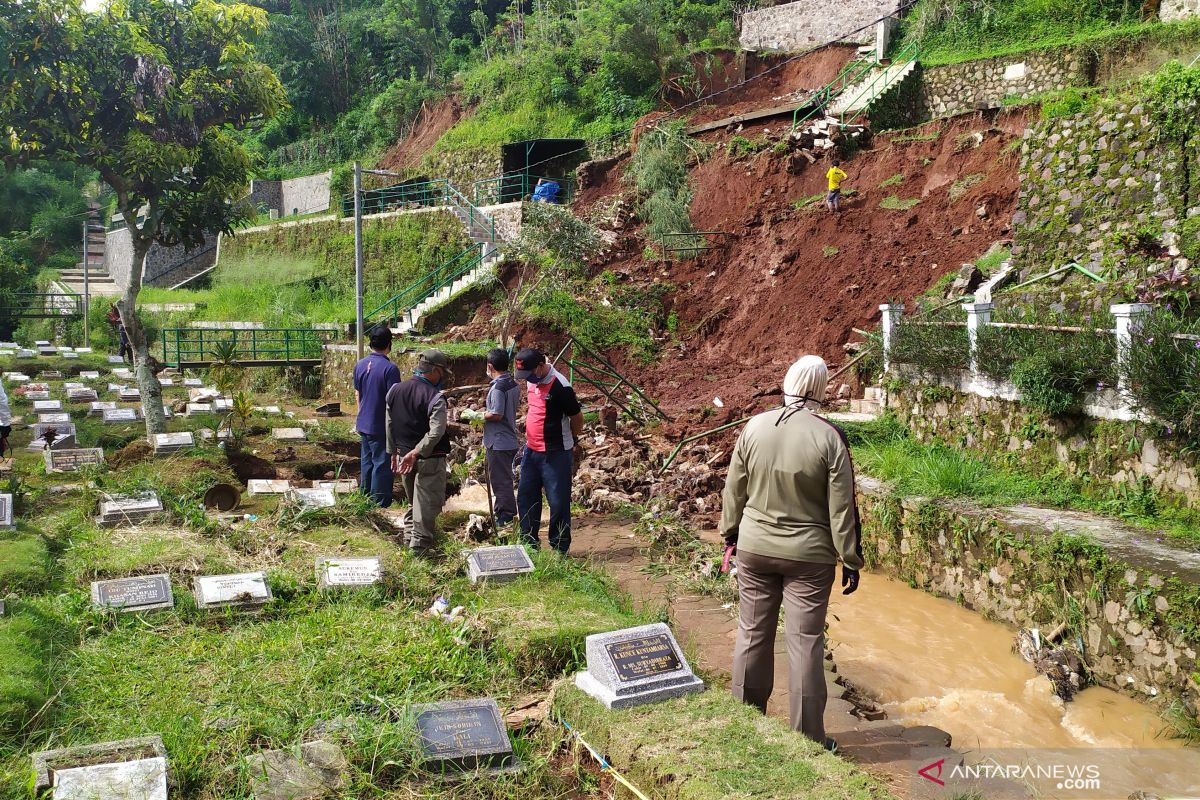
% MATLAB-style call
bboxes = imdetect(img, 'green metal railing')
[792,57,876,132]
[340,178,497,244]
[160,327,336,367]
[840,41,920,126]
[0,292,83,318]
[552,336,669,425]
[653,231,734,259]
[473,173,577,206]
[362,244,491,332]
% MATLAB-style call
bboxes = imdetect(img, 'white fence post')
[961,302,993,384]
[1111,303,1152,397]
[879,303,904,373]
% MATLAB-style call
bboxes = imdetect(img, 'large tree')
[2,0,285,435]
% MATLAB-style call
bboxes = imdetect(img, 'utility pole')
[82,221,90,348]
[354,161,364,359]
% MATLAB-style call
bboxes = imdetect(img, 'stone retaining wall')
[104,228,218,291]
[888,384,1200,507]
[249,171,332,218]
[739,0,900,53]
[858,476,1200,720]
[918,50,1089,119]
[1162,0,1200,23]
[1011,95,1199,276]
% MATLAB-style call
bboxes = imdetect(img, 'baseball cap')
[418,349,454,377]
[514,348,546,382]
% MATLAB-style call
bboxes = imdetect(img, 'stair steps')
[847,385,885,415]
[829,60,919,117]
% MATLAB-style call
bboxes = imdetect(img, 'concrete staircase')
[57,206,120,298]
[390,242,502,335]
[828,59,919,119]
[849,386,885,415]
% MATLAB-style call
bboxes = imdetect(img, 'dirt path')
[569,516,938,798]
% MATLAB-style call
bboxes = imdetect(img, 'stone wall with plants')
[919,49,1089,119]
[887,383,1200,506]
[858,477,1200,721]
[1010,95,1193,279]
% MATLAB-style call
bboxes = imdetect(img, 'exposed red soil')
[581,109,1028,436]
[683,45,859,127]
[378,96,467,172]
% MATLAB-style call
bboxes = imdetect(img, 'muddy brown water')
[567,518,1200,797]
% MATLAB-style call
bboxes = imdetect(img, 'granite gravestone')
[24,390,50,400]
[33,399,62,411]
[158,378,174,387]
[3,372,30,382]
[314,479,358,494]
[273,427,306,441]
[317,557,381,589]
[44,448,105,473]
[89,401,118,416]
[103,407,140,424]
[68,387,98,402]
[80,370,100,379]
[247,479,290,496]
[62,351,79,359]
[91,574,174,612]
[107,354,125,364]
[314,402,342,417]
[185,403,212,415]
[112,368,133,379]
[32,422,76,440]
[183,378,202,387]
[38,412,71,424]
[96,493,164,527]
[465,546,535,584]
[412,698,519,774]
[286,487,336,510]
[33,736,167,800]
[253,405,281,414]
[193,571,272,610]
[0,493,13,530]
[575,623,704,709]
[152,432,194,454]
[119,388,141,402]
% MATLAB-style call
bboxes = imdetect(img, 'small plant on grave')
[227,391,254,438]
[207,339,244,396]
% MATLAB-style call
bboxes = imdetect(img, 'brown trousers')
[731,551,836,742]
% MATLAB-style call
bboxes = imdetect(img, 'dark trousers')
[731,551,835,742]
[517,447,573,553]
[486,447,518,526]
[359,433,393,508]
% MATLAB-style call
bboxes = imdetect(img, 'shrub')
[625,120,699,250]
[890,310,969,374]
[879,194,920,210]
[1124,310,1200,451]
[1010,350,1083,416]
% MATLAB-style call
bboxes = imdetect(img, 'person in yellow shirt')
[825,159,848,213]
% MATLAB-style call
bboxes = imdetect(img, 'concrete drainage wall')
[857,477,1200,720]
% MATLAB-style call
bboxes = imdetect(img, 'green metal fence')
[362,244,490,332]
[160,327,336,367]
[472,173,577,206]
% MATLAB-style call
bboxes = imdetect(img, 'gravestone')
[33,736,167,799]
[158,378,174,387]
[254,405,282,414]
[34,340,50,346]
[317,556,381,589]
[3,372,30,382]
[75,347,93,354]
[46,433,78,451]
[38,347,57,356]
[89,401,118,416]
[62,351,79,359]
[113,368,133,379]
[67,387,99,402]
[103,407,140,424]
[91,574,174,612]
[24,390,50,400]
[246,740,348,800]
[161,405,173,418]
[152,431,194,455]
[96,493,163,527]
[38,412,72,424]
[212,397,232,412]
[286,487,336,510]
[412,698,519,774]
[193,571,272,610]
[107,383,124,393]
[63,381,85,390]
[25,382,50,391]
[107,354,125,364]
[183,377,202,387]
[314,479,358,494]
[41,370,63,379]
[574,623,705,709]
[465,545,535,584]
[248,479,290,496]
[314,402,342,417]
[16,349,34,358]
[44,448,105,473]
[186,403,213,415]
[80,370,100,379]
[119,388,141,402]
[273,427,306,441]
[0,493,13,530]
[33,399,62,411]
[32,422,76,440]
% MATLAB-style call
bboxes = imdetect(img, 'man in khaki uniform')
[721,355,864,750]
[386,349,453,555]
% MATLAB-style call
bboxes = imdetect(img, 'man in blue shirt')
[354,327,401,507]
[483,348,520,527]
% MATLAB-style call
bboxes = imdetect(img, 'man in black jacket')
[386,349,452,554]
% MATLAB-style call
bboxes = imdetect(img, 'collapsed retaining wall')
[739,0,900,53]
[1011,95,1199,276]
[858,476,1200,719]
[888,384,1200,507]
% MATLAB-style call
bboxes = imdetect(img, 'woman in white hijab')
[720,355,864,751]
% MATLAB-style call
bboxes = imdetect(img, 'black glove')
[841,567,859,595]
